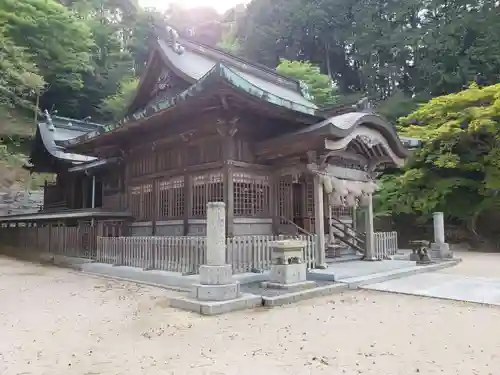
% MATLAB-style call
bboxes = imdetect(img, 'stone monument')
[170,202,261,315]
[430,212,453,259]
[262,239,315,289]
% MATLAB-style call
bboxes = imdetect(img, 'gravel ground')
[1,254,500,375]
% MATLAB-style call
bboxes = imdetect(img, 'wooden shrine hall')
[0,26,413,269]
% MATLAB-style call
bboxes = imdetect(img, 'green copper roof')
[61,63,319,147]
[158,39,317,111]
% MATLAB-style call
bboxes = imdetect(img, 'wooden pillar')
[183,172,191,236]
[328,204,334,245]
[222,134,236,237]
[82,175,87,209]
[313,174,327,268]
[364,193,376,260]
[225,164,234,237]
[271,173,280,235]
[152,180,158,236]
[91,175,96,208]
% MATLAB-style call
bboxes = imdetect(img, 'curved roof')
[290,112,409,159]
[255,112,410,166]
[61,63,321,148]
[158,39,317,111]
[28,116,102,172]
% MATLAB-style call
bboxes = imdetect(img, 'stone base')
[191,282,240,301]
[430,242,453,259]
[199,264,233,285]
[170,293,262,315]
[314,263,328,269]
[261,280,317,290]
[270,263,307,285]
[416,259,435,265]
[409,252,419,261]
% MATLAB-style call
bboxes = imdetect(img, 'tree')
[375,83,500,233]
[99,77,139,121]
[276,59,338,106]
[236,0,500,104]
[0,26,45,112]
[0,0,94,116]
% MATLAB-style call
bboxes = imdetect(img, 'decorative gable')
[145,66,190,108]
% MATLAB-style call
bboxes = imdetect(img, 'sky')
[138,0,250,13]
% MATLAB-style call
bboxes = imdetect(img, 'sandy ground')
[1,255,500,375]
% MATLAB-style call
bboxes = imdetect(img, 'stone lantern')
[263,239,315,289]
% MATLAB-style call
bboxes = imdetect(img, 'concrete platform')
[261,283,347,307]
[309,259,461,285]
[81,262,269,291]
[362,272,500,306]
[170,293,262,315]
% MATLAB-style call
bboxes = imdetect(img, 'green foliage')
[0,0,93,90]
[376,83,500,227]
[99,77,139,121]
[238,0,500,107]
[217,31,241,55]
[0,26,45,112]
[276,59,338,106]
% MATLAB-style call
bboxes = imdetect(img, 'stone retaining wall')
[0,189,43,216]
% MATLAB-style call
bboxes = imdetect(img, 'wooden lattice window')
[234,172,271,217]
[332,205,352,218]
[158,177,185,219]
[142,183,153,220]
[129,183,153,221]
[130,186,142,218]
[190,172,224,217]
[278,176,293,222]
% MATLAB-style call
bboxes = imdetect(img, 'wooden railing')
[97,236,206,274]
[374,231,398,260]
[97,234,317,274]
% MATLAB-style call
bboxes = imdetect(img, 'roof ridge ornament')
[165,25,185,55]
[299,81,314,101]
[44,109,55,132]
[353,96,373,112]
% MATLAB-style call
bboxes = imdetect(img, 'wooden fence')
[0,224,97,259]
[374,231,398,260]
[97,235,317,274]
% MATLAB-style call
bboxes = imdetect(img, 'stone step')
[326,254,364,263]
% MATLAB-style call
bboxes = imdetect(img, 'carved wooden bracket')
[216,116,239,137]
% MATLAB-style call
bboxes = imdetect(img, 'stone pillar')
[364,193,376,261]
[170,202,261,315]
[195,202,238,298]
[433,212,445,244]
[313,175,327,268]
[206,202,226,266]
[430,212,453,259]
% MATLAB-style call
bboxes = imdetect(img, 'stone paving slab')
[362,272,500,306]
[309,259,418,281]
